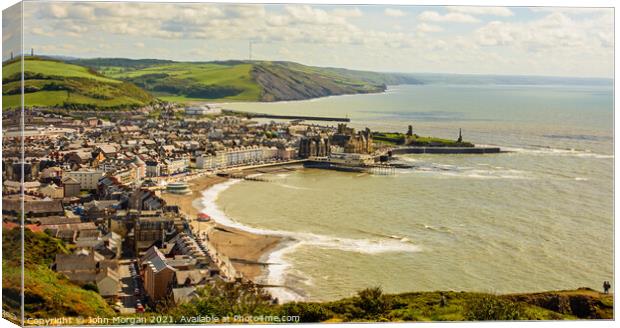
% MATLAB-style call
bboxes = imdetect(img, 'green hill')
[2,227,115,324]
[2,57,155,110]
[73,58,422,103]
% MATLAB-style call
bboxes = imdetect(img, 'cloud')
[529,7,610,16]
[24,3,411,50]
[474,11,613,51]
[418,11,480,23]
[446,6,513,17]
[332,7,363,18]
[18,3,614,77]
[384,8,406,17]
[416,23,443,34]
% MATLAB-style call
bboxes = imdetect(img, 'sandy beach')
[160,173,283,282]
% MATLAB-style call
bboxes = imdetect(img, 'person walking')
[603,281,610,294]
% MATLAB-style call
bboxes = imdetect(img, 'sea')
[200,76,614,302]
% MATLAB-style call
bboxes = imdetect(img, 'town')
[2,102,425,314]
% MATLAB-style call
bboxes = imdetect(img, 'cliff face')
[252,62,420,102]
[252,64,380,101]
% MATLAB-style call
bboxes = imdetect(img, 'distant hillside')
[2,227,115,323]
[2,57,155,110]
[74,58,422,103]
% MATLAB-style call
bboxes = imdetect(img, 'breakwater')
[222,109,350,122]
[392,146,501,154]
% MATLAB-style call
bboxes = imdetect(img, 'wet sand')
[160,174,282,282]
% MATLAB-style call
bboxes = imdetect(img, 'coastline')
[160,173,283,282]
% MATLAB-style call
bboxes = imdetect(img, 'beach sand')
[160,174,282,282]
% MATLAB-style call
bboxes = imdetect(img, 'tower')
[31,48,34,56]
[457,129,462,143]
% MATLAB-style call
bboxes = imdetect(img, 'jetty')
[391,146,501,154]
[223,109,350,122]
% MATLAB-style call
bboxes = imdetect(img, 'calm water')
[202,82,614,302]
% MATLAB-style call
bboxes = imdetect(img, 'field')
[107,62,261,102]
[2,58,154,110]
[3,59,119,83]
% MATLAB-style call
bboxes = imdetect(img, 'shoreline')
[160,173,283,283]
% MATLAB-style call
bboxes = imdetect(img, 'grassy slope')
[82,58,420,103]
[281,289,613,322]
[3,59,120,83]
[2,58,154,110]
[2,227,115,323]
[108,62,261,102]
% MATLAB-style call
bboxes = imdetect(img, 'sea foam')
[199,179,420,302]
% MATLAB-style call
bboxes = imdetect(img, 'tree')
[353,287,391,319]
[170,280,276,319]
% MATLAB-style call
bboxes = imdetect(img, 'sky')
[2,1,615,78]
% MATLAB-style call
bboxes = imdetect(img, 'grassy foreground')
[168,284,613,322]
[3,227,612,324]
[2,227,115,324]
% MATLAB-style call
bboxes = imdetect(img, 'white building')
[197,146,285,170]
[64,170,105,190]
[162,158,189,175]
[196,154,225,170]
[184,104,222,116]
[329,153,375,166]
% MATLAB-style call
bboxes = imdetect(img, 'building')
[62,176,81,197]
[54,249,119,293]
[111,166,139,186]
[64,169,105,190]
[166,182,191,195]
[331,124,374,154]
[134,215,183,253]
[39,183,64,199]
[96,267,121,298]
[329,152,375,166]
[184,105,221,116]
[162,158,189,176]
[145,160,161,177]
[3,198,65,219]
[141,247,177,303]
[299,135,331,158]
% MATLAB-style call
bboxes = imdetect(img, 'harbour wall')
[391,146,501,155]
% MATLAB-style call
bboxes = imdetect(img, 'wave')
[275,183,313,191]
[200,180,420,302]
[481,144,613,159]
[395,161,533,180]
